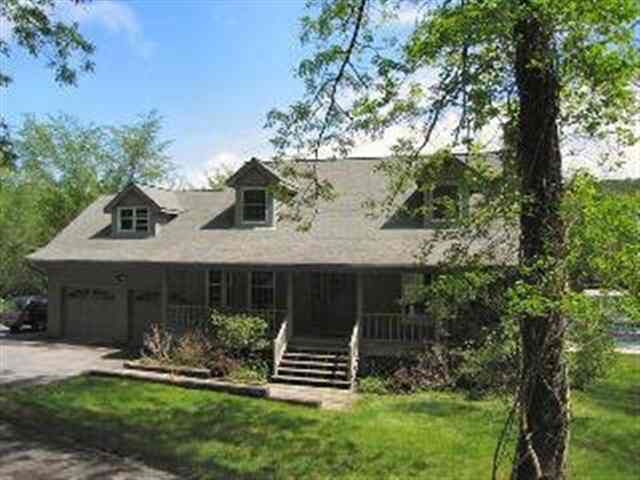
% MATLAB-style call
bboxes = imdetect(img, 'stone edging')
[87,368,267,398]
[86,368,327,408]
[123,360,211,379]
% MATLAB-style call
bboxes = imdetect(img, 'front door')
[309,273,356,337]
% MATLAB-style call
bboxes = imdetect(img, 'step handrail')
[273,313,290,375]
[348,318,361,385]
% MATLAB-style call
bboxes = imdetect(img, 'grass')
[0,354,638,479]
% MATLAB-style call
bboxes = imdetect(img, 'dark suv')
[2,296,48,333]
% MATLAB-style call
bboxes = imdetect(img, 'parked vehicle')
[0,296,48,333]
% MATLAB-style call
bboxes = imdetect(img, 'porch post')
[287,271,294,339]
[161,266,168,325]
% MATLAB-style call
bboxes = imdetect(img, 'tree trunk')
[513,9,569,480]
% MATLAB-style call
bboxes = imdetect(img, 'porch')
[161,268,446,387]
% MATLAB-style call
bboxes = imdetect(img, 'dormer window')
[425,184,463,225]
[117,207,149,233]
[241,188,268,224]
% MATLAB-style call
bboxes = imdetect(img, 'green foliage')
[225,365,268,385]
[456,323,520,399]
[210,310,270,356]
[0,113,174,295]
[564,292,618,390]
[357,376,389,394]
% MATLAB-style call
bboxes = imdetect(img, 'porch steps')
[273,338,352,389]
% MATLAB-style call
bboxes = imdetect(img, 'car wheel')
[9,326,21,334]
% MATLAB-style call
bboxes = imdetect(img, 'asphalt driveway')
[0,325,125,388]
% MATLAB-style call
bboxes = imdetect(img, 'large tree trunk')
[513,9,569,480]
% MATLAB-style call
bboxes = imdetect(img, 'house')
[29,155,514,387]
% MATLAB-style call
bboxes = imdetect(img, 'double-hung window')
[118,207,149,232]
[242,188,267,224]
[251,271,275,310]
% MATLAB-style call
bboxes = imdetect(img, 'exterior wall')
[167,268,205,305]
[363,273,402,314]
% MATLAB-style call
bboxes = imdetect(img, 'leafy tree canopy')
[0,111,175,295]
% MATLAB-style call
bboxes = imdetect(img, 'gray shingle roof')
[29,158,516,268]
[103,183,183,214]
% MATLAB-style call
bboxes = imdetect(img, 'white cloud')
[186,151,246,188]
[59,0,155,59]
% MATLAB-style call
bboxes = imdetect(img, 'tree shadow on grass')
[389,397,483,417]
[0,382,361,479]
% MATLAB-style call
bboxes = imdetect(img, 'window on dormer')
[118,207,149,232]
[242,188,267,223]
[429,184,461,222]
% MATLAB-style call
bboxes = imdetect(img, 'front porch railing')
[273,312,291,375]
[166,304,288,338]
[362,313,439,343]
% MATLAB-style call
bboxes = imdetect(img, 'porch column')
[161,266,168,325]
[287,271,294,339]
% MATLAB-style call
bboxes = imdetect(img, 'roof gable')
[103,183,183,215]
[226,157,289,188]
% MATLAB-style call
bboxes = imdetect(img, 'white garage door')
[64,287,124,343]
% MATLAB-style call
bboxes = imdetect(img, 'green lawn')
[0,355,638,479]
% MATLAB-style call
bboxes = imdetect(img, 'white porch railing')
[273,312,291,375]
[362,313,439,343]
[166,304,288,337]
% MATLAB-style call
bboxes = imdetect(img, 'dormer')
[416,152,475,228]
[226,158,294,228]
[103,183,182,238]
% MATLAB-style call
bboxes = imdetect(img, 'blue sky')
[2,0,638,184]
[3,0,309,185]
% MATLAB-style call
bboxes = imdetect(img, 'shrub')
[208,348,240,377]
[387,346,453,394]
[171,330,213,368]
[142,323,174,363]
[210,310,269,356]
[225,365,268,385]
[358,376,389,395]
[455,327,520,399]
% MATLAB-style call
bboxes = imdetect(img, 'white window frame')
[249,271,276,310]
[424,182,463,224]
[241,187,269,225]
[117,206,150,233]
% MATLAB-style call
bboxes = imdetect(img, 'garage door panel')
[63,287,123,343]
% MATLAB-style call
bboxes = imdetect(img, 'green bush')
[225,365,268,385]
[358,376,389,395]
[454,324,520,399]
[210,310,269,356]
